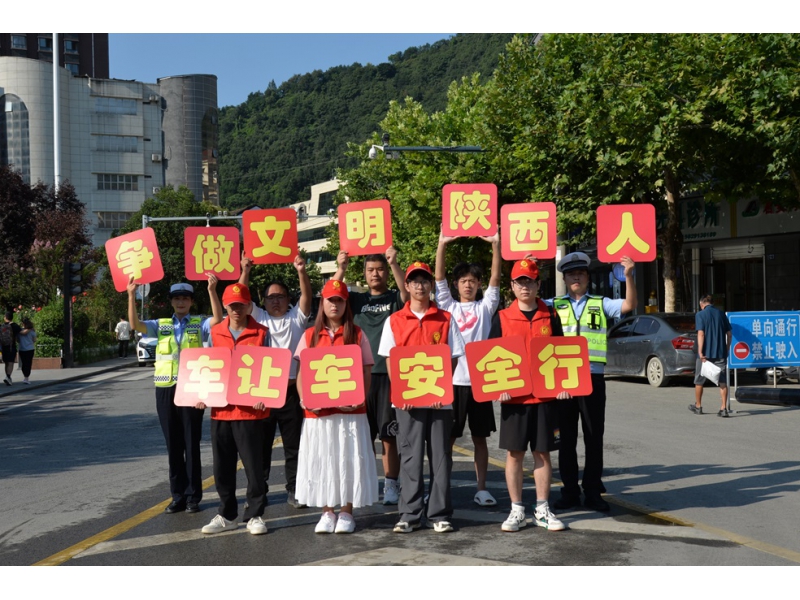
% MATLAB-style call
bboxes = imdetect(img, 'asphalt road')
[1,367,798,575]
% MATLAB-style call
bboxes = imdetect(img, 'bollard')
[735,387,800,407]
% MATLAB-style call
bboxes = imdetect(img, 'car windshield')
[663,316,696,333]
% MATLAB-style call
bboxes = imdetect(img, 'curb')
[0,361,136,400]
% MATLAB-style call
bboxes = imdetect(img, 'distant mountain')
[218,33,514,210]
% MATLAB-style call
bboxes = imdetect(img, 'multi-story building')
[288,179,339,279]
[0,33,109,78]
[0,56,218,245]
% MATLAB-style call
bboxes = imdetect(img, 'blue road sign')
[727,311,800,368]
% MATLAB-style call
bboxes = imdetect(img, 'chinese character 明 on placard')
[597,204,656,263]
[242,209,299,264]
[299,345,365,409]
[441,183,498,238]
[338,199,392,255]
[184,226,241,281]
[105,227,165,292]
[500,203,557,260]
[389,345,454,408]
[465,337,533,401]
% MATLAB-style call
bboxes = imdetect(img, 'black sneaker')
[688,404,702,415]
[287,490,307,509]
[553,495,581,511]
[583,493,610,512]
[717,409,729,417]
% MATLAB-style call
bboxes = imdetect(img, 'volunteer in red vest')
[196,283,271,536]
[378,261,466,534]
[488,259,569,533]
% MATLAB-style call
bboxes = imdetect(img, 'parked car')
[760,366,800,383]
[137,332,156,367]
[605,313,698,387]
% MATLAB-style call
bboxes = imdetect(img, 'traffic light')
[66,262,83,295]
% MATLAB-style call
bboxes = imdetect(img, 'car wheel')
[646,356,668,387]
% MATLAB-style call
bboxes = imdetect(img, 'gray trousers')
[396,407,453,524]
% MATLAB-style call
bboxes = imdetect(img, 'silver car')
[605,313,698,387]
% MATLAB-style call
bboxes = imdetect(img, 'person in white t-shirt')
[238,254,311,509]
[435,231,502,507]
[115,317,132,358]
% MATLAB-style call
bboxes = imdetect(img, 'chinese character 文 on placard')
[597,204,657,263]
[242,209,299,264]
[105,227,165,292]
[338,199,393,255]
[174,348,231,407]
[184,226,241,281]
[500,203,557,260]
[465,337,533,402]
[299,345,365,410]
[441,183,498,238]
[389,345,454,408]
[529,337,593,398]
[228,347,292,409]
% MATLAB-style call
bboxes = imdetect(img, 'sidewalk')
[0,356,139,399]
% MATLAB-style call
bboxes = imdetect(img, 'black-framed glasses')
[266,294,287,302]
[407,280,432,288]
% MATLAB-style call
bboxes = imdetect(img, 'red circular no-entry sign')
[733,341,750,360]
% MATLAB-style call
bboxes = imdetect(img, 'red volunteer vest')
[388,302,451,348]
[497,298,555,404]
[210,316,271,421]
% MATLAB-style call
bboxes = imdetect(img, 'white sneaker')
[334,512,355,534]
[432,520,453,533]
[246,516,268,535]
[201,514,237,534]
[315,511,337,534]
[383,478,399,505]
[23,379,30,385]
[534,504,566,531]
[501,507,527,532]
[393,520,421,533]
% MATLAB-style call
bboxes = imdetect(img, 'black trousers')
[155,386,204,503]
[557,374,607,498]
[118,340,129,357]
[211,419,266,521]
[19,350,34,377]
[262,383,303,492]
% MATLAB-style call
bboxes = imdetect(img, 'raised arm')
[238,252,252,286]
[435,231,454,283]
[334,250,349,282]
[386,246,409,303]
[206,273,223,326]
[481,232,502,288]
[295,255,312,317]
[126,276,146,334]
[619,256,638,314]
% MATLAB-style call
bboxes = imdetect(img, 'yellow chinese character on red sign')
[442,183,498,238]
[309,354,357,399]
[449,190,491,231]
[116,239,154,280]
[346,207,385,249]
[537,343,584,390]
[476,346,527,394]
[191,234,235,274]
[184,354,227,400]
[605,212,650,255]
[509,211,549,253]
[398,352,446,400]
[238,354,283,399]
[250,216,292,258]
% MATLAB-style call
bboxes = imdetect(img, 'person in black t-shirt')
[2,312,22,386]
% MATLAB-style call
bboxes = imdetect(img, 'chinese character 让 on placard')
[242,209,299,264]
[389,345,454,408]
[441,183,498,238]
[338,199,393,255]
[184,226,241,281]
[105,227,165,292]
[228,347,292,409]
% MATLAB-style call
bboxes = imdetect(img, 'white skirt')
[295,412,379,509]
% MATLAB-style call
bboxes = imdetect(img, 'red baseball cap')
[222,283,251,306]
[511,259,539,281]
[322,279,349,300]
[405,261,433,281]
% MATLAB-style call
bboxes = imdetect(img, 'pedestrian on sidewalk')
[691,294,732,417]
[127,275,223,514]
[1,312,22,386]
[18,317,37,384]
[115,316,132,358]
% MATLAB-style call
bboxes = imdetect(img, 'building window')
[11,35,26,50]
[298,227,329,243]
[95,135,138,153]
[318,190,337,216]
[64,39,79,54]
[0,94,31,184]
[38,36,52,51]
[307,251,335,264]
[65,63,79,76]
[94,97,137,115]
[95,212,135,230]
[97,174,139,191]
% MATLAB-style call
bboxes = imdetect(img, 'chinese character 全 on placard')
[465,337,533,401]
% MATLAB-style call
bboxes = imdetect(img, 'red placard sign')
[529,337,593,399]
[242,209,299,264]
[105,227,164,292]
[174,348,231,407]
[596,204,656,263]
[442,183,498,238]
[389,344,454,408]
[299,345,365,410]
[228,346,292,409]
[501,202,557,260]
[465,336,533,402]
[183,227,241,281]
[338,199,393,256]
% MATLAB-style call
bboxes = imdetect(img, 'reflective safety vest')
[553,295,607,363]
[154,317,204,387]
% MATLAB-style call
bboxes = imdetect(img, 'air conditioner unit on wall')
[151,154,162,162]
[148,95,160,103]
[152,186,161,194]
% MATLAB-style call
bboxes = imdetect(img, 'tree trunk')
[661,168,684,313]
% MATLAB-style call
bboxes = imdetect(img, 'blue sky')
[109,34,454,108]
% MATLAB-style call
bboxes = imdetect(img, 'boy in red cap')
[197,283,272,536]
[488,259,569,532]
[378,261,466,533]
